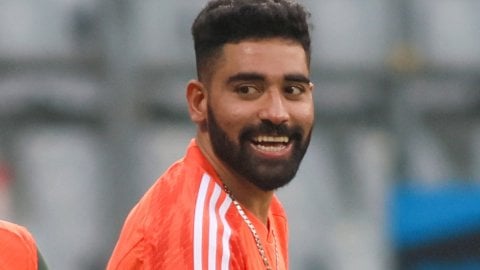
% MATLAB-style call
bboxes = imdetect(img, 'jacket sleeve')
[107,233,146,270]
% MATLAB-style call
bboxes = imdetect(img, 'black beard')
[207,105,311,191]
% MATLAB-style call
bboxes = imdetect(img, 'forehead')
[211,38,309,82]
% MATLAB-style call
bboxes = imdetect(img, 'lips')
[251,135,290,152]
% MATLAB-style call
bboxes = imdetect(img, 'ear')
[186,79,207,124]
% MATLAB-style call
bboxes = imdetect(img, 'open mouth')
[251,135,290,152]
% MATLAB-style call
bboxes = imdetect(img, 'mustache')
[239,121,304,142]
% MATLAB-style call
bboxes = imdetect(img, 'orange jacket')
[108,140,288,269]
[0,220,38,270]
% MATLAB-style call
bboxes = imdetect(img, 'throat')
[223,182,272,225]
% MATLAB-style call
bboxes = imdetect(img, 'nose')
[258,89,289,125]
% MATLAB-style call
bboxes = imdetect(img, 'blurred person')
[0,220,48,270]
[0,160,12,219]
[107,0,314,269]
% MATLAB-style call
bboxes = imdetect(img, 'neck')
[223,177,274,225]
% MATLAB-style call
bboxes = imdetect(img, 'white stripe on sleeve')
[194,174,211,270]
[208,184,222,269]
[219,194,232,270]
[194,174,233,270]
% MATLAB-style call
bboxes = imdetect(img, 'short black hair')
[191,0,311,83]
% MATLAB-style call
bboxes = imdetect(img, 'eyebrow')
[284,74,311,84]
[226,72,265,84]
[226,72,311,84]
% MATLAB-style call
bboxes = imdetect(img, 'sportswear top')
[0,220,38,270]
[107,139,288,270]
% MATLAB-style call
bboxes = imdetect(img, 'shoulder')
[115,157,206,241]
[109,157,217,265]
[0,220,33,238]
[0,220,37,249]
[0,220,38,270]
[109,141,226,268]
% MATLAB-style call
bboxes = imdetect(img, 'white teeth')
[254,136,289,143]
[255,144,287,152]
[252,136,289,152]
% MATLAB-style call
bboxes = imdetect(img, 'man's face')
[205,38,314,191]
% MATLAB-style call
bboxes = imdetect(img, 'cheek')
[211,103,248,134]
[222,108,248,130]
[306,105,315,124]
[293,103,315,128]
[295,107,315,131]
[225,109,258,142]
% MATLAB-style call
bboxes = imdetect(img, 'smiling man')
[107,0,313,269]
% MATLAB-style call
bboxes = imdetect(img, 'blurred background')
[0,0,479,269]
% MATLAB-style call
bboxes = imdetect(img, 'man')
[0,220,48,270]
[108,0,314,269]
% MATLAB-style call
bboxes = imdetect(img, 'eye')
[235,85,262,99]
[284,84,305,97]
